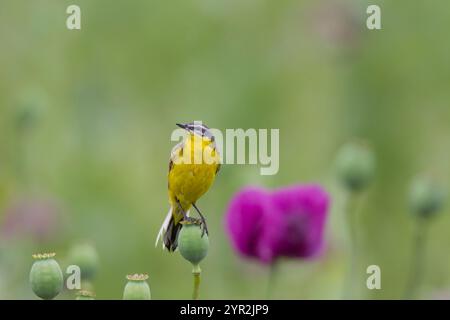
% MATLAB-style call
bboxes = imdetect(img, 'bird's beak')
[176,123,186,130]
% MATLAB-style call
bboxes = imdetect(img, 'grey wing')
[168,141,184,189]
[169,141,184,172]
[213,145,221,174]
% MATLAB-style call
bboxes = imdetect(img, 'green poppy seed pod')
[335,141,376,192]
[409,175,445,218]
[29,253,63,300]
[178,224,209,266]
[123,274,151,300]
[76,290,95,300]
[67,243,99,281]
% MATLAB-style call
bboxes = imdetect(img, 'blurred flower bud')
[16,103,39,133]
[335,141,376,192]
[15,87,47,133]
[29,253,63,300]
[309,0,362,52]
[178,224,209,266]
[123,274,151,300]
[67,243,99,281]
[76,290,95,300]
[409,175,445,218]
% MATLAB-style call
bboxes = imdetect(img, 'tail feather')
[163,218,183,251]
[155,207,172,248]
[155,207,189,251]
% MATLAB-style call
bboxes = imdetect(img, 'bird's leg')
[192,203,208,236]
[176,198,200,225]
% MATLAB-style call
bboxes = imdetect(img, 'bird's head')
[176,122,215,144]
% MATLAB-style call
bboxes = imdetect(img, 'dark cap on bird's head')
[176,122,214,141]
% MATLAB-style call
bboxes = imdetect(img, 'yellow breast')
[168,134,220,206]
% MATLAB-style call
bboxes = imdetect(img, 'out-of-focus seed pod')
[123,274,151,300]
[178,224,209,266]
[15,88,47,133]
[409,175,445,218]
[76,290,95,300]
[67,243,99,281]
[29,253,63,300]
[335,141,376,192]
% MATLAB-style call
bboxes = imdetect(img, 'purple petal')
[225,186,276,261]
[266,185,330,259]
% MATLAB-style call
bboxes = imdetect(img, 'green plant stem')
[342,192,361,299]
[192,264,201,300]
[404,218,429,299]
[266,260,279,299]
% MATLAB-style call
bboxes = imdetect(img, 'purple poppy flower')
[225,184,330,264]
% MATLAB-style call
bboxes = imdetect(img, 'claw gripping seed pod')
[123,274,151,300]
[30,252,63,300]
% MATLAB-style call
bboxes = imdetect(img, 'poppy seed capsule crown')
[76,290,96,300]
[32,252,56,260]
[126,273,149,281]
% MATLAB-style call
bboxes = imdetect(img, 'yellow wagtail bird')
[156,122,221,251]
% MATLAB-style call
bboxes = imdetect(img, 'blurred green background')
[1,0,449,299]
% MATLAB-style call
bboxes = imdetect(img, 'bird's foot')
[181,217,201,226]
[199,217,209,237]
[180,217,208,237]
[191,203,209,237]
